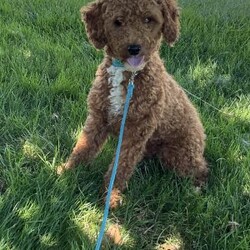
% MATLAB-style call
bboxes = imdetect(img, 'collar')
[112,59,124,68]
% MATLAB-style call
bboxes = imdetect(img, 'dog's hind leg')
[159,138,208,187]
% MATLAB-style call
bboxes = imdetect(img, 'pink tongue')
[127,56,144,67]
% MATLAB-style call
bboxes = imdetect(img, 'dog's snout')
[128,44,141,56]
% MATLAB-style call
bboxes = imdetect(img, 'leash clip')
[128,71,137,97]
[129,71,138,83]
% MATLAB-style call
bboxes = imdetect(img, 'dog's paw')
[105,223,123,245]
[193,164,209,188]
[56,163,71,176]
[56,158,76,175]
[56,164,66,175]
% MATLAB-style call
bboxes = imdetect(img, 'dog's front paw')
[105,223,123,246]
[56,156,77,175]
[56,161,73,175]
[56,163,67,175]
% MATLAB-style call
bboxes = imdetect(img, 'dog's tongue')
[127,56,144,68]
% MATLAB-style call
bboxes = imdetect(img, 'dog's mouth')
[126,55,145,68]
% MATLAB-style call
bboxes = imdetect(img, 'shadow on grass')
[0,105,249,250]
[0,162,98,249]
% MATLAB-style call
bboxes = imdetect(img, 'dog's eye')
[114,19,123,27]
[144,17,153,24]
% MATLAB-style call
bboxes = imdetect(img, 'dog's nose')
[128,44,141,56]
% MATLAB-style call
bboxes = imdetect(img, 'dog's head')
[81,0,180,70]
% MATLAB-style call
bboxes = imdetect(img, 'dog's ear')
[158,0,180,46]
[80,2,106,49]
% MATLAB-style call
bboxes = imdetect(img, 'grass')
[0,0,249,249]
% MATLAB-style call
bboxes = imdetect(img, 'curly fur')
[57,0,208,209]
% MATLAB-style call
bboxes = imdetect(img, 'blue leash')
[95,73,136,250]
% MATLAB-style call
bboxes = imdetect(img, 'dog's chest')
[107,65,126,116]
[109,83,125,116]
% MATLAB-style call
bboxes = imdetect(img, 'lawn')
[0,0,249,249]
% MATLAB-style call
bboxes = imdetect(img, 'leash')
[95,71,137,250]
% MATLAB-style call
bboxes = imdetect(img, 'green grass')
[0,0,250,249]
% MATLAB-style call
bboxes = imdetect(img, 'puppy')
[58,0,208,209]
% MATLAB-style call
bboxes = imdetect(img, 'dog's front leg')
[103,121,156,209]
[57,113,108,174]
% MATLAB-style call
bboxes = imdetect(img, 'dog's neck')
[107,58,141,93]
[106,53,163,116]
[107,57,146,116]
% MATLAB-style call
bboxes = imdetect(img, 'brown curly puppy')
[58,0,208,208]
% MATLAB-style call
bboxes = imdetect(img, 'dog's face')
[81,0,179,70]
